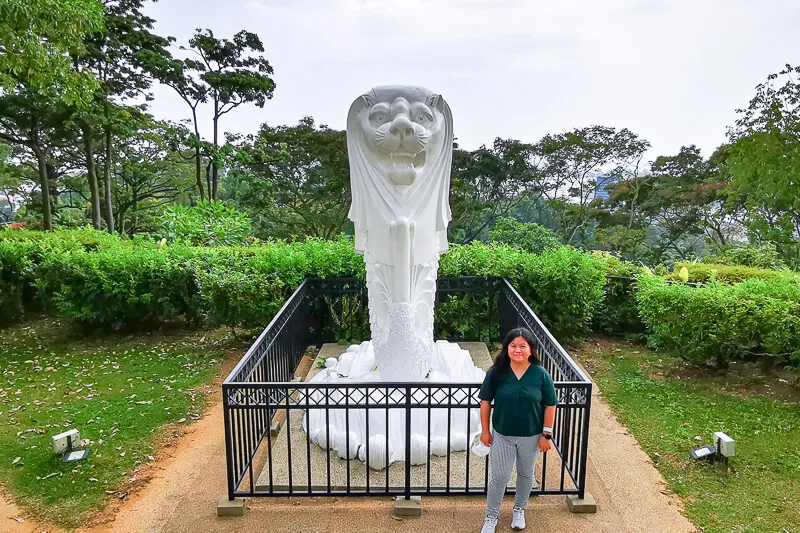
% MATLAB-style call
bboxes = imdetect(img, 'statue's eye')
[370,112,388,124]
[415,113,433,126]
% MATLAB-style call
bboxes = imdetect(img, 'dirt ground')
[2,346,699,533]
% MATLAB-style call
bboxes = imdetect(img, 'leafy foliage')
[159,200,252,246]
[448,138,543,243]
[488,217,560,254]
[227,117,351,240]
[588,251,646,337]
[665,262,784,284]
[0,0,104,105]
[0,228,126,323]
[702,243,788,270]
[439,242,607,339]
[726,64,800,269]
[539,126,650,245]
[636,275,800,367]
[1,232,607,340]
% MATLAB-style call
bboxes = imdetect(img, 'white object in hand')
[470,435,491,457]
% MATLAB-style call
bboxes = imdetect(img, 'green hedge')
[439,243,606,339]
[665,262,784,284]
[193,238,364,330]
[0,232,606,341]
[0,229,131,324]
[637,275,800,367]
[6,231,797,367]
[588,252,646,337]
[46,245,207,329]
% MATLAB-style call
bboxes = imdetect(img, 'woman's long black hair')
[489,327,541,385]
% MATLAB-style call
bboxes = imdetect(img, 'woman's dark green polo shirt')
[478,364,558,437]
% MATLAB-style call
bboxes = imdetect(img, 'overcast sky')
[143,0,800,161]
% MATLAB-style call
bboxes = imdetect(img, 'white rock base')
[302,340,486,469]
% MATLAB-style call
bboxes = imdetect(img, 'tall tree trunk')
[82,125,102,229]
[191,107,205,201]
[205,160,213,203]
[31,139,52,231]
[103,125,115,233]
[212,97,219,201]
[628,183,640,230]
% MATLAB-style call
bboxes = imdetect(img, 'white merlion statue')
[302,86,483,468]
[346,86,453,381]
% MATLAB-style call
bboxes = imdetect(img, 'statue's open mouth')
[388,151,425,165]
[385,151,426,186]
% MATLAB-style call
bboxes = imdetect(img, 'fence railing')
[223,277,592,500]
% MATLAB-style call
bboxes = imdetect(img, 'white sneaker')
[481,515,498,533]
[511,507,526,530]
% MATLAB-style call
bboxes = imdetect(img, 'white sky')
[143,0,800,161]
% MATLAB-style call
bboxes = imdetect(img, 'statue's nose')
[389,115,414,138]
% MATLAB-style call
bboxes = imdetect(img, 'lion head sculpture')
[346,86,453,266]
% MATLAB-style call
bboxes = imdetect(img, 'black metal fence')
[223,277,592,500]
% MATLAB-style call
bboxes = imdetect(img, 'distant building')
[0,192,23,223]
[593,173,617,201]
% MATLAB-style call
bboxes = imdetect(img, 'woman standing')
[478,327,558,532]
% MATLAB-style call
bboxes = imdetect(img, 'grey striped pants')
[485,431,541,519]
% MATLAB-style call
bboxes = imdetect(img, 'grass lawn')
[0,319,236,529]
[577,339,800,533]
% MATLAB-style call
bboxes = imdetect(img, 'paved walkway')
[5,345,698,533]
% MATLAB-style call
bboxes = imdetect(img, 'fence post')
[223,385,235,500]
[405,385,412,500]
[578,383,592,499]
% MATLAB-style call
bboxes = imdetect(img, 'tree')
[153,29,276,201]
[726,64,800,268]
[228,117,350,240]
[644,146,711,260]
[73,0,172,232]
[596,145,733,264]
[142,48,209,201]
[112,117,196,235]
[538,126,650,245]
[0,0,104,105]
[449,138,544,243]
[0,142,22,223]
[0,91,74,230]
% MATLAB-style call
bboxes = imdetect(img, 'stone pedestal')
[566,493,597,513]
[217,496,247,517]
[392,495,422,517]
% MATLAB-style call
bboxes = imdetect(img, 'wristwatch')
[542,434,552,440]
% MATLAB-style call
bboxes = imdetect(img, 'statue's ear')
[348,91,374,122]
[428,94,445,113]
[363,90,376,109]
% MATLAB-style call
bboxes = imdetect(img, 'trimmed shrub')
[159,200,252,247]
[488,217,560,255]
[439,242,606,340]
[665,262,783,284]
[588,251,646,337]
[194,237,364,330]
[637,275,800,367]
[0,232,621,343]
[0,228,128,324]
[45,245,207,330]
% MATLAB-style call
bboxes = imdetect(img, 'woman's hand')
[538,435,552,453]
[480,430,493,446]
